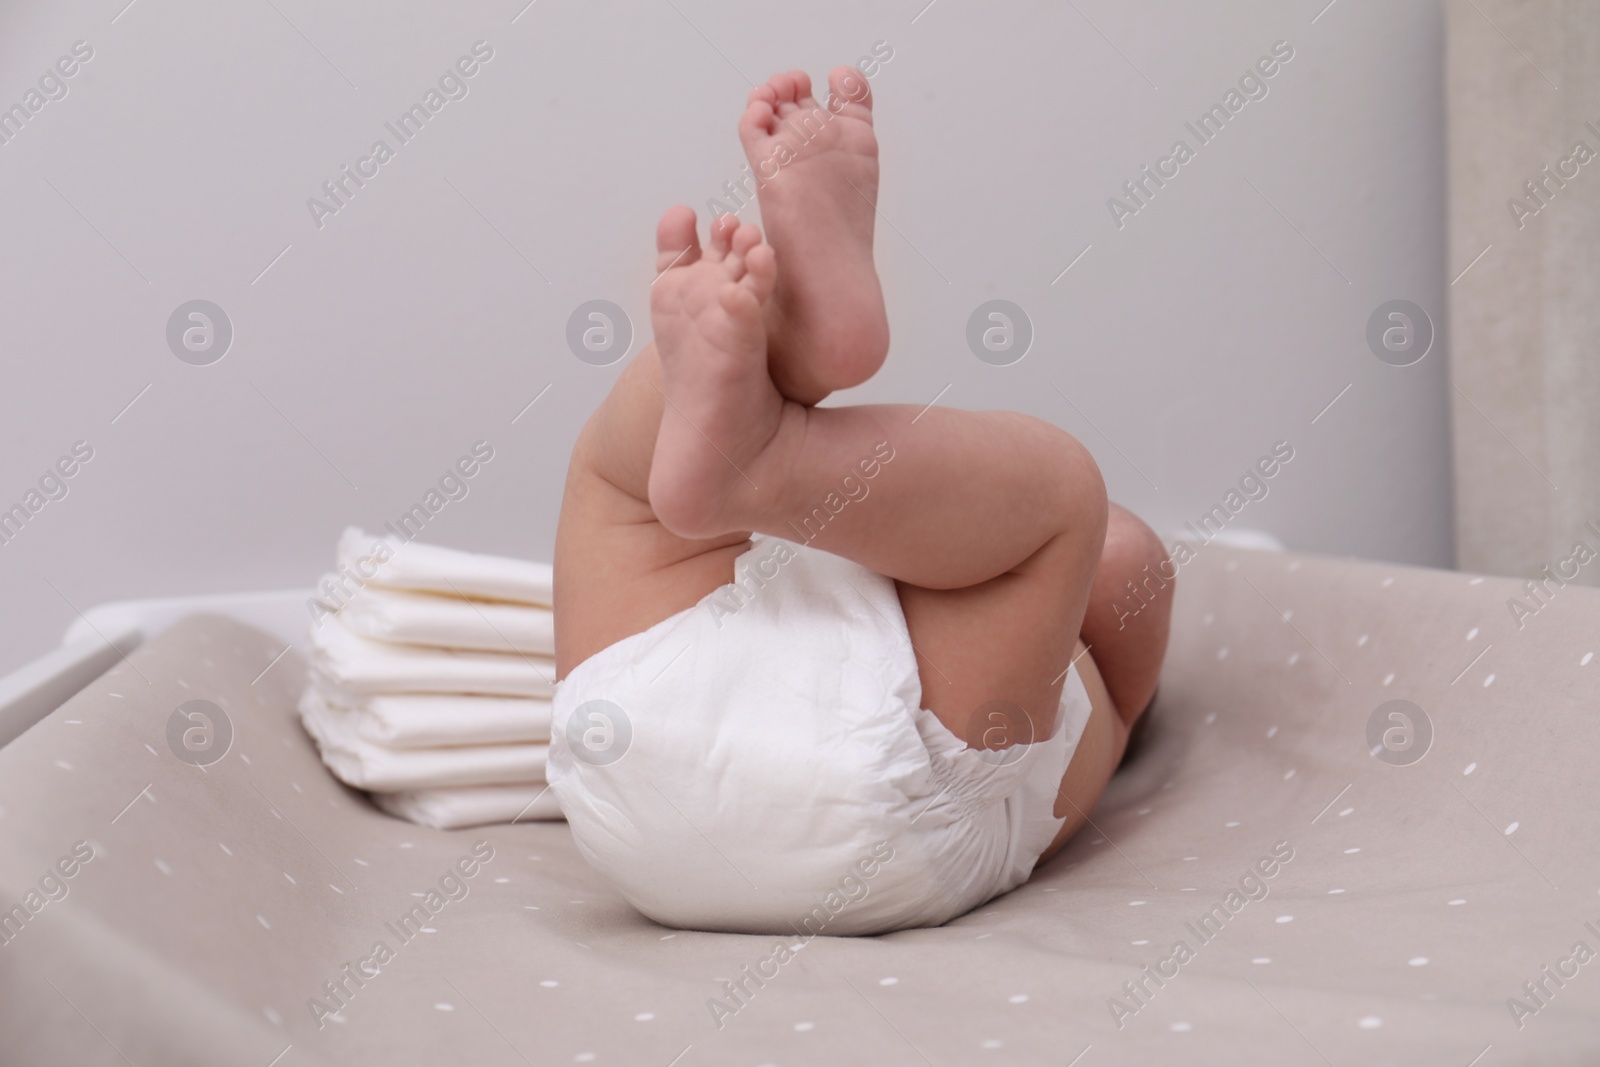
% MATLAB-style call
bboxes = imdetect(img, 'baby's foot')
[647,206,784,539]
[739,67,889,404]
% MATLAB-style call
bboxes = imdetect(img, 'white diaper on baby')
[548,537,1093,936]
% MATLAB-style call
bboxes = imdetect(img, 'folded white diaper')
[373,784,562,830]
[310,616,555,700]
[301,688,551,748]
[339,527,553,606]
[300,528,565,829]
[336,582,555,655]
[549,537,1092,936]
[300,690,549,790]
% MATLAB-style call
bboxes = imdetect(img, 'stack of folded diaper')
[299,528,563,830]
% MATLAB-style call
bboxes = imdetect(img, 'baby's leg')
[736,68,888,404]
[553,221,758,678]
[558,63,892,670]
[645,220,1109,756]
[1081,504,1174,725]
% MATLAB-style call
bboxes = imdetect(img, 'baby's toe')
[741,243,777,304]
[707,213,739,258]
[655,205,700,271]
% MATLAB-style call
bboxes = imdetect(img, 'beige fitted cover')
[1,545,1597,1065]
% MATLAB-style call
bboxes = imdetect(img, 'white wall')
[0,0,1452,676]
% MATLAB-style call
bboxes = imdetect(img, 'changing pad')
[1,545,1597,1065]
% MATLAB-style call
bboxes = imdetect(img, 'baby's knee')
[1102,505,1176,621]
[1018,416,1108,532]
[1108,505,1172,582]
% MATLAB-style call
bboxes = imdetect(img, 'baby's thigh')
[554,447,750,678]
[1039,644,1127,863]
[896,522,1103,748]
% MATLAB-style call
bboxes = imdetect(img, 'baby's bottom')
[554,344,1174,867]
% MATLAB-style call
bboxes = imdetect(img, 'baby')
[548,67,1173,935]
